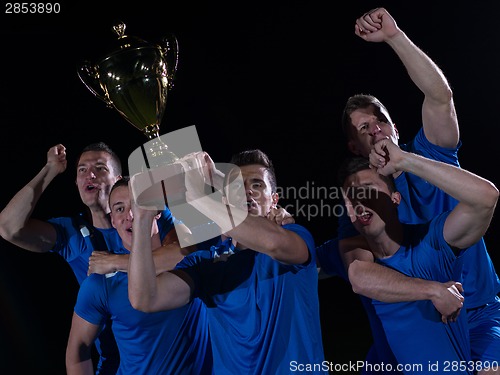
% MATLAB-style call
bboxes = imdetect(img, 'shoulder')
[282,223,315,246]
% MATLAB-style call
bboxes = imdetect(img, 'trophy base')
[130,162,186,210]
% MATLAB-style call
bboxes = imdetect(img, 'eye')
[358,123,368,132]
[251,182,263,190]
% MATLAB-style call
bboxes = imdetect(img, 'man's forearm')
[386,32,451,101]
[349,259,439,302]
[400,152,498,210]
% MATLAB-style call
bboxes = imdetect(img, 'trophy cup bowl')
[78,22,185,207]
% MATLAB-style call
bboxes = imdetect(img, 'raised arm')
[355,7,459,147]
[128,198,193,313]
[0,144,67,252]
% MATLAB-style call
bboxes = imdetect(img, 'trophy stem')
[142,124,179,166]
[136,123,185,210]
[143,123,161,140]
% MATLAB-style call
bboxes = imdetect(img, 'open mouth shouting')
[355,206,373,226]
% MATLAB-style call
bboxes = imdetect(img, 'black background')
[1,1,499,374]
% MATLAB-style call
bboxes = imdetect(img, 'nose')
[245,184,254,197]
[368,121,382,136]
[86,169,96,179]
[127,209,134,221]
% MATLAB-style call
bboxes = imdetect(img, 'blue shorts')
[468,296,500,362]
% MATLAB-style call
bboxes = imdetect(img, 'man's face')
[343,168,398,238]
[109,184,159,251]
[109,185,134,250]
[75,151,121,212]
[231,164,278,218]
[347,104,399,157]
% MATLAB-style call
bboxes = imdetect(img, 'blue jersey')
[374,213,472,373]
[48,209,175,283]
[75,272,212,375]
[48,209,175,375]
[177,224,327,375]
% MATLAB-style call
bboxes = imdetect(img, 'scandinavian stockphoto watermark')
[277,181,381,221]
[277,181,347,221]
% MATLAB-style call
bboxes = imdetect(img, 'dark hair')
[108,176,162,216]
[77,142,123,176]
[230,149,277,192]
[341,94,392,140]
[110,175,130,195]
[337,156,395,192]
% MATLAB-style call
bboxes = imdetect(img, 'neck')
[90,209,112,229]
[366,220,404,259]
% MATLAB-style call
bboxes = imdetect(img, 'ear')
[341,188,356,223]
[393,123,400,140]
[110,214,117,229]
[347,140,362,156]
[391,191,401,205]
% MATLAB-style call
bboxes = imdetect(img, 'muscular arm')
[373,140,499,249]
[190,196,309,265]
[340,237,464,322]
[181,157,309,265]
[88,223,197,275]
[0,145,67,252]
[356,7,459,147]
[65,313,100,375]
[128,204,193,313]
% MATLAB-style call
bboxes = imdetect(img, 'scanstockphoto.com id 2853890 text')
[289,359,500,373]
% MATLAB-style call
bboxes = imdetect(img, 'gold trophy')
[78,22,185,206]
[78,21,179,164]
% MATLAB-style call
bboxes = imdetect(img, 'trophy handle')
[159,33,179,90]
[77,61,113,107]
